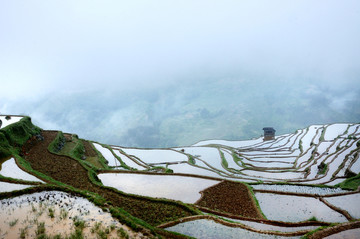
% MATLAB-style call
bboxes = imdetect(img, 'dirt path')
[308,221,360,239]
[23,131,196,226]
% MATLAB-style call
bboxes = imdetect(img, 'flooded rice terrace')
[0,158,44,183]
[98,173,219,203]
[1,117,360,238]
[251,184,350,195]
[166,219,302,239]
[0,191,142,238]
[255,193,348,222]
[0,182,33,193]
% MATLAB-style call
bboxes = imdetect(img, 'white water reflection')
[326,193,360,219]
[166,219,301,239]
[255,193,347,223]
[0,182,34,193]
[98,173,219,203]
[0,191,142,238]
[0,158,44,183]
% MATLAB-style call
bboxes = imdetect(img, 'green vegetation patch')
[188,155,195,165]
[48,131,65,153]
[232,152,247,168]
[319,128,326,142]
[299,139,303,153]
[45,132,200,226]
[338,173,360,190]
[0,117,41,159]
[245,183,267,219]
[317,162,327,175]
[219,150,228,168]
[58,134,85,161]
[302,223,338,239]
[0,133,12,159]
[107,146,130,170]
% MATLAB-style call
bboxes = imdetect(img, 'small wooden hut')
[263,127,276,141]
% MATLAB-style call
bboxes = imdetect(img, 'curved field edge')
[41,131,201,225]
[158,214,318,237]
[303,220,360,239]
[2,117,360,238]
[0,119,198,238]
[0,116,41,159]
[0,185,156,237]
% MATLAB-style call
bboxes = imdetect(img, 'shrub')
[48,208,55,218]
[1,117,41,146]
[338,173,360,190]
[48,131,65,153]
[20,227,27,239]
[188,155,195,165]
[9,219,18,227]
[308,216,318,221]
[36,222,46,236]
[73,217,86,231]
[318,162,327,174]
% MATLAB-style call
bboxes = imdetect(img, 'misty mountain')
[3,77,359,148]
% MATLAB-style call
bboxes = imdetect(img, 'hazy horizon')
[1,1,359,147]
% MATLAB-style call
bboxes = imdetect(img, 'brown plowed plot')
[196,181,264,219]
[23,131,196,225]
[83,140,98,157]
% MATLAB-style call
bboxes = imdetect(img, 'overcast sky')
[1,1,360,147]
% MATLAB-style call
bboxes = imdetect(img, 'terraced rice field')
[99,123,360,238]
[0,191,143,238]
[1,116,359,238]
[0,158,44,183]
[98,173,219,203]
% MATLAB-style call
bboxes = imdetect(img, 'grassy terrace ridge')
[0,116,41,159]
[1,117,360,238]
[0,118,197,238]
[24,130,200,227]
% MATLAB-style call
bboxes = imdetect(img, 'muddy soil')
[195,181,264,219]
[82,140,98,157]
[23,131,196,226]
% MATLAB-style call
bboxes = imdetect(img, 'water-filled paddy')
[92,143,120,167]
[179,147,224,172]
[0,191,141,238]
[118,148,188,164]
[0,158,43,183]
[193,138,263,148]
[112,149,147,170]
[350,157,360,173]
[224,217,319,233]
[305,143,358,184]
[166,219,301,239]
[255,193,348,223]
[316,142,334,155]
[300,126,321,151]
[326,193,360,219]
[221,149,240,169]
[324,124,348,141]
[166,161,234,179]
[241,170,303,180]
[324,178,345,186]
[323,228,360,239]
[251,184,349,195]
[244,160,293,169]
[0,182,34,193]
[98,173,219,203]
